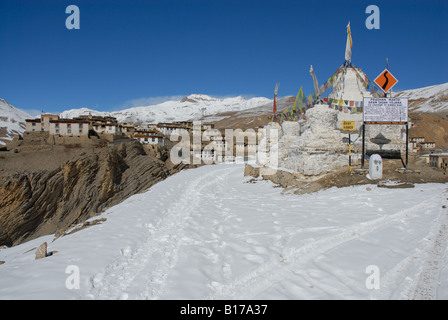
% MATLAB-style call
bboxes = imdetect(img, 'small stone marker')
[368,154,383,180]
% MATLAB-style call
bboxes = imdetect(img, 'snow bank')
[1,164,447,300]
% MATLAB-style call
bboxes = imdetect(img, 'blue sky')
[0,0,447,114]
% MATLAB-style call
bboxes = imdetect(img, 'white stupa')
[329,22,373,102]
[259,22,406,177]
[328,67,373,102]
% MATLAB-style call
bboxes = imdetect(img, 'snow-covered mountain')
[60,94,272,124]
[394,82,448,112]
[0,99,32,145]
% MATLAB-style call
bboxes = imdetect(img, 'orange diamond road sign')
[374,69,398,93]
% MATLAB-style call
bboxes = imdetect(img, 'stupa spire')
[345,21,353,65]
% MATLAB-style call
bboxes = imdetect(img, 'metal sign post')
[342,121,355,173]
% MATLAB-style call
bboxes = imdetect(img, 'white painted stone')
[368,154,383,180]
[277,104,354,176]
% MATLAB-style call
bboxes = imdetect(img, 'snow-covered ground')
[0,98,31,145]
[0,164,447,300]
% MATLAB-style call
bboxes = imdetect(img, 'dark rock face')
[0,141,190,247]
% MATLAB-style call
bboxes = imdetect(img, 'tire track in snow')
[205,190,446,300]
[364,190,448,300]
[411,197,448,300]
[369,191,448,300]
[84,166,235,300]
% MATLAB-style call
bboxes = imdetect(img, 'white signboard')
[363,98,408,123]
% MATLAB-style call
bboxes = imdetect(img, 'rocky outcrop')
[35,242,48,260]
[0,141,192,247]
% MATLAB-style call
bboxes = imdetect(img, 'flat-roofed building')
[49,119,90,136]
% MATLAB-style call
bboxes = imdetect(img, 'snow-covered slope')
[60,94,272,124]
[394,83,448,112]
[1,164,447,300]
[0,99,32,145]
[200,96,295,128]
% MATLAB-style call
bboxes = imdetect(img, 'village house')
[429,153,448,170]
[90,121,121,135]
[25,114,59,132]
[49,119,90,136]
[172,121,194,130]
[105,123,120,135]
[137,124,158,131]
[25,118,43,132]
[133,129,160,137]
[119,123,135,138]
[202,128,222,141]
[410,137,425,144]
[410,137,425,151]
[212,137,228,152]
[421,141,436,150]
[157,123,188,136]
[71,115,121,136]
[201,148,217,163]
[133,133,166,146]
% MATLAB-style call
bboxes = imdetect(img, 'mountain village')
[1,18,448,301]
[5,20,444,175]
[21,112,261,165]
[18,103,448,171]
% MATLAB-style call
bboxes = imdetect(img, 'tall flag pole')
[273,83,279,114]
[310,65,320,99]
[345,21,353,65]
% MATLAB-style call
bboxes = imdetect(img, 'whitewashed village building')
[429,153,448,169]
[421,141,436,150]
[157,123,187,136]
[25,114,60,132]
[82,116,121,135]
[25,113,124,139]
[134,134,166,146]
[49,119,90,136]
[26,114,90,136]
[120,123,135,138]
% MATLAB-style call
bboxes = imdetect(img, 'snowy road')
[1,163,447,300]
